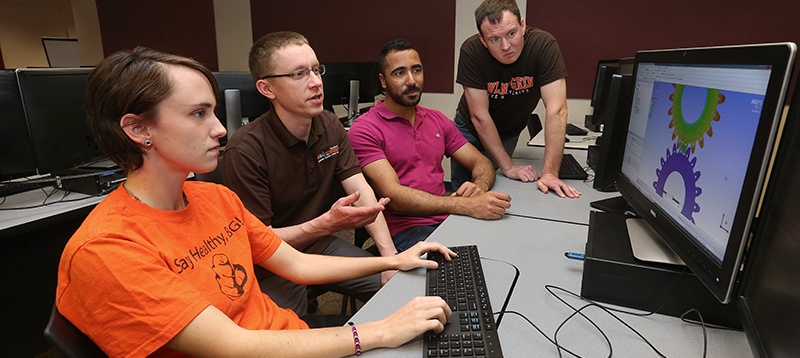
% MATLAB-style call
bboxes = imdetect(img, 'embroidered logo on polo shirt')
[317,145,340,163]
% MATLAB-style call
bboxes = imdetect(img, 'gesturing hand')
[321,191,391,231]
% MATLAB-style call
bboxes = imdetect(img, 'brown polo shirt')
[222,109,361,228]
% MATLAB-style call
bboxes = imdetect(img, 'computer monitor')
[16,67,104,176]
[211,71,271,143]
[0,70,37,181]
[591,73,633,192]
[321,62,380,115]
[587,58,634,132]
[736,76,800,357]
[616,42,796,304]
[590,59,621,107]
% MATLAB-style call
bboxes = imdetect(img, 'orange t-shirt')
[56,181,309,358]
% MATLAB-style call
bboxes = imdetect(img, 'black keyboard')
[424,245,503,357]
[559,153,589,180]
[566,123,588,136]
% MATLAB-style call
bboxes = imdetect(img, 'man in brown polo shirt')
[222,31,398,320]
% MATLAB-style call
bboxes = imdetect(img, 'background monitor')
[211,71,271,144]
[592,73,633,192]
[322,62,381,114]
[0,70,37,181]
[737,76,800,357]
[590,59,621,107]
[616,42,796,303]
[16,67,103,176]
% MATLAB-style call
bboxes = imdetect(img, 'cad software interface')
[621,62,772,263]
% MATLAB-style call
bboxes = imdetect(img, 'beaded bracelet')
[347,321,362,356]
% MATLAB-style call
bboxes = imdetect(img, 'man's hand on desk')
[537,173,582,198]
[458,191,511,220]
[501,164,540,182]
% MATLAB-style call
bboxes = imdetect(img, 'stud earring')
[144,139,152,147]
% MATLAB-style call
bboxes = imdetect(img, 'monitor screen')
[737,76,800,356]
[616,42,796,303]
[16,68,103,175]
[322,62,380,112]
[212,71,271,143]
[0,70,37,181]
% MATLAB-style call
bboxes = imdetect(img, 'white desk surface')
[350,214,750,357]
[527,124,600,150]
[0,188,104,236]
[350,143,750,357]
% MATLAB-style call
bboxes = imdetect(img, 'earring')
[144,139,152,147]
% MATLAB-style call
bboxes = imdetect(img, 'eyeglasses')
[260,65,326,81]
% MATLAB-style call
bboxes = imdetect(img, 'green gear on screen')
[667,84,725,153]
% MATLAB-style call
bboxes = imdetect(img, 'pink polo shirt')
[348,100,468,236]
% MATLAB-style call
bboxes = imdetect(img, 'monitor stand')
[590,196,685,266]
[581,210,740,328]
[626,218,685,266]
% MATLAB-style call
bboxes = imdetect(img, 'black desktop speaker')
[593,74,633,192]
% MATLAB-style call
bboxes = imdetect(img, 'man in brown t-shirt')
[222,31,398,319]
[452,0,581,199]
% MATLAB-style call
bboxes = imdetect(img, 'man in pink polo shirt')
[349,39,511,251]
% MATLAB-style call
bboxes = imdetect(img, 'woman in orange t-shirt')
[55,47,454,358]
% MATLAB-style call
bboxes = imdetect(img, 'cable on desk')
[545,284,712,358]
[496,310,611,358]
[0,189,105,211]
[480,256,520,328]
[504,212,590,227]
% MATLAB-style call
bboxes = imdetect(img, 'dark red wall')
[528,0,800,99]
[249,0,456,93]
[95,0,218,70]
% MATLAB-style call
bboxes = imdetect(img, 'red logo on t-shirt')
[486,76,534,98]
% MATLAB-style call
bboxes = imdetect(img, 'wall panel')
[528,1,800,99]
[250,0,456,93]
[96,0,218,70]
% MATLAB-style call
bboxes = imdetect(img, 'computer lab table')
[349,176,750,357]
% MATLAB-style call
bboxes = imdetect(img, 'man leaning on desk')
[451,0,581,199]
[349,39,511,250]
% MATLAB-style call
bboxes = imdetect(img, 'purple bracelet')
[347,321,362,356]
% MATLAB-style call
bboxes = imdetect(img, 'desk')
[350,152,751,357]
[1,188,103,239]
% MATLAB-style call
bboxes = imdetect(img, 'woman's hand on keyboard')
[359,296,452,349]
[394,241,456,271]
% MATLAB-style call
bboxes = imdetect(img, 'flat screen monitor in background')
[591,73,633,192]
[590,59,621,107]
[0,70,37,181]
[737,74,800,357]
[212,71,271,144]
[616,42,796,304]
[41,37,81,68]
[16,68,103,176]
[587,58,634,132]
[322,62,381,118]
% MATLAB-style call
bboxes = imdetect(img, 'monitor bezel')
[16,67,101,175]
[616,42,796,303]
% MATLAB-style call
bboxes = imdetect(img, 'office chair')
[43,304,106,358]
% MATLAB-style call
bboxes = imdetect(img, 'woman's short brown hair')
[85,47,218,173]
